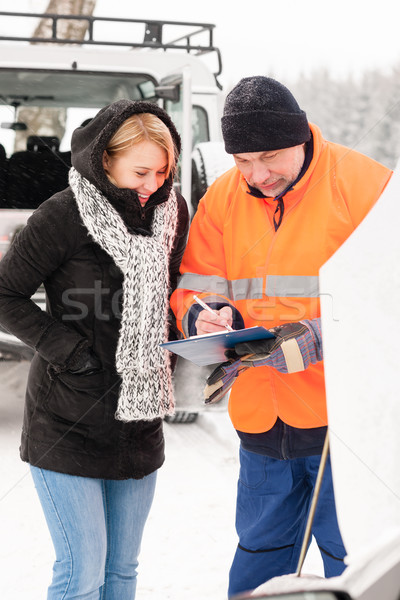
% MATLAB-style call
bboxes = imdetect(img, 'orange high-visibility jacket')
[170,124,392,433]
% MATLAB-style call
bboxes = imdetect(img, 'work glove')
[231,319,323,374]
[67,347,102,375]
[203,358,250,405]
[203,319,322,404]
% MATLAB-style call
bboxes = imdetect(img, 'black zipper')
[281,421,288,460]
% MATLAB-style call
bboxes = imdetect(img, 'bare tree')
[15,0,97,151]
[32,0,97,40]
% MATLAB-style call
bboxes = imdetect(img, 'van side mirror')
[154,74,182,103]
[154,83,180,102]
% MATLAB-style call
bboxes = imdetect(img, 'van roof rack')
[0,11,222,75]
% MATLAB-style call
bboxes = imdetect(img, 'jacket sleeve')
[0,196,89,371]
[170,184,244,337]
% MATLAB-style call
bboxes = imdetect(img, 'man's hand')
[67,348,102,375]
[203,320,322,404]
[232,319,323,374]
[195,305,233,335]
[203,357,249,404]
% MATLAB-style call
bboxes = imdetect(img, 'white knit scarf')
[69,167,178,421]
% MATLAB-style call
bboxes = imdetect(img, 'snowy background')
[0,360,323,599]
[1,1,400,167]
[2,0,400,87]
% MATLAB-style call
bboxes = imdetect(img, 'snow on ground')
[0,359,323,599]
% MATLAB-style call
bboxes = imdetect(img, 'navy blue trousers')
[228,446,346,598]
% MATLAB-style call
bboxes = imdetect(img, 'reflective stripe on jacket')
[170,124,392,433]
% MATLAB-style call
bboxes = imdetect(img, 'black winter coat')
[0,100,189,479]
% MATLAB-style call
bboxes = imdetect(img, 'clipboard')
[160,326,274,366]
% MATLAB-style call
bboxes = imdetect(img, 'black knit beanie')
[221,76,311,154]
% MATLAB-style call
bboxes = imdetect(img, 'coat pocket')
[45,369,108,426]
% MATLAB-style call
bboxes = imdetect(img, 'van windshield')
[0,69,157,209]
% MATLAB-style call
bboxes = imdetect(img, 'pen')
[193,294,234,332]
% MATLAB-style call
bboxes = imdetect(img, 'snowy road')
[0,360,322,599]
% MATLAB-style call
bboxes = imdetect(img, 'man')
[170,76,392,597]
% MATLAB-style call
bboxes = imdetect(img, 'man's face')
[233,144,306,197]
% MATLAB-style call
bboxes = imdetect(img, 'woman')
[0,99,189,599]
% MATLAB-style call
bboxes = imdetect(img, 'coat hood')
[71,99,181,203]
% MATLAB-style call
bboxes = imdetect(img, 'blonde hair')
[105,113,176,178]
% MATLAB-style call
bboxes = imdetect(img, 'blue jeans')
[228,447,347,597]
[30,466,157,600]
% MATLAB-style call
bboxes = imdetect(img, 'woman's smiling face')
[102,140,168,205]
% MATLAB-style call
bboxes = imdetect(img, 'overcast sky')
[1,0,400,91]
